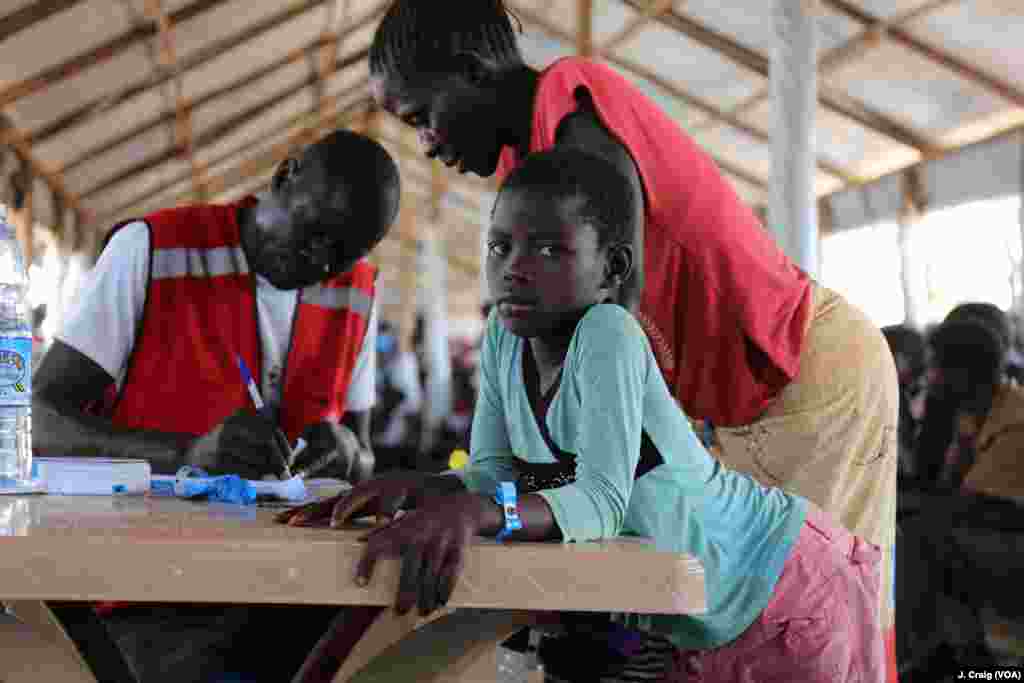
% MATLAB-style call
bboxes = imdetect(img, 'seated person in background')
[945,301,1024,384]
[932,320,1024,497]
[371,319,423,470]
[882,324,927,482]
[899,318,1024,677]
[915,309,1024,494]
[31,129,401,683]
[281,149,884,682]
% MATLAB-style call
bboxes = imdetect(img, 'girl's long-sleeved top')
[463,305,807,649]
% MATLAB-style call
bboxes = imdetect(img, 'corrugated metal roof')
[2,0,1023,321]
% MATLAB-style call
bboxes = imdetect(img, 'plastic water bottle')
[0,206,33,490]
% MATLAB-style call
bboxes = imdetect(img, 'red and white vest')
[107,199,376,443]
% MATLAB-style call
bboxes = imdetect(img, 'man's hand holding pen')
[185,355,370,482]
[183,408,293,480]
[180,409,364,482]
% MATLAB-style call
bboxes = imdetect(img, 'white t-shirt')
[58,221,376,413]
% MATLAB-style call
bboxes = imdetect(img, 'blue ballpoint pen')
[236,354,294,478]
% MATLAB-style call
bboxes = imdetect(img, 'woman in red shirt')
[367,1,898,678]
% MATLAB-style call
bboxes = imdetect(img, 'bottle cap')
[448,449,469,470]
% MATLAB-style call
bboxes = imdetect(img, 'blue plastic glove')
[173,470,257,505]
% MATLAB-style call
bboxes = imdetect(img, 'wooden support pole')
[396,125,422,354]
[817,197,834,236]
[429,160,448,223]
[396,200,420,354]
[143,0,205,201]
[314,1,345,134]
[577,0,594,57]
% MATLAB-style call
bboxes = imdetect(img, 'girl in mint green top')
[279,147,883,682]
[465,301,805,649]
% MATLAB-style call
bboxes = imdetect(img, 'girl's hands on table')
[357,492,494,616]
[276,471,496,616]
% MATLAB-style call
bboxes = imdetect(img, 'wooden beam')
[610,53,859,183]
[199,139,482,280]
[97,84,374,223]
[0,0,236,109]
[512,2,858,183]
[577,0,594,56]
[596,0,674,55]
[822,0,1024,110]
[101,93,486,230]
[60,43,368,176]
[815,121,1024,208]
[615,0,939,153]
[0,114,81,213]
[713,158,768,191]
[316,37,341,118]
[689,22,885,135]
[80,63,372,202]
[0,0,86,43]
[173,97,372,201]
[688,2,944,139]
[24,0,373,146]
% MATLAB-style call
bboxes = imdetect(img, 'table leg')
[332,608,536,682]
[0,600,98,683]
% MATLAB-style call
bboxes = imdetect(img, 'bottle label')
[0,335,31,406]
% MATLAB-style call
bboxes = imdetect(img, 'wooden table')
[0,495,706,681]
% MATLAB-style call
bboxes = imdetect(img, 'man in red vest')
[32,129,401,682]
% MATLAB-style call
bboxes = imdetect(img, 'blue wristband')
[494,481,523,542]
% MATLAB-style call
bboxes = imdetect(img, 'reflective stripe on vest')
[302,284,373,316]
[152,246,372,317]
[151,246,249,279]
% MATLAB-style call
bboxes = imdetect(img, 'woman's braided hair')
[370,0,525,81]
